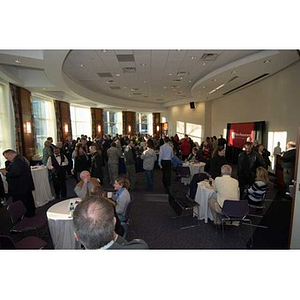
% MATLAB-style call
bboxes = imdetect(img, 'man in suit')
[124,139,137,190]
[46,146,68,199]
[1,149,36,217]
[281,141,296,196]
[72,195,148,249]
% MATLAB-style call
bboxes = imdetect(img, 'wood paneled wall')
[91,108,104,138]
[152,113,161,135]
[59,101,72,142]
[122,111,136,136]
[18,87,35,160]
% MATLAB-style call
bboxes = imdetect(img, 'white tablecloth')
[181,162,206,185]
[31,166,54,207]
[193,180,217,223]
[47,198,82,249]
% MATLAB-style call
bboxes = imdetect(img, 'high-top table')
[46,198,82,249]
[31,166,54,207]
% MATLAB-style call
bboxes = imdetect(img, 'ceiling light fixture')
[15,59,21,63]
[140,63,147,67]
[115,73,120,77]
[190,56,196,60]
[231,70,237,74]
[80,64,85,67]
[202,62,206,66]
[264,60,271,63]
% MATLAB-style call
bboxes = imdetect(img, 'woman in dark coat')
[209,146,226,179]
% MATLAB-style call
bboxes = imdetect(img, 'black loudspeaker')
[190,102,195,109]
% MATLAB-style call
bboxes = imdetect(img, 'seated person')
[171,148,183,171]
[209,146,226,179]
[245,166,268,205]
[91,186,124,237]
[112,177,131,222]
[208,164,240,226]
[74,170,104,198]
[72,195,148,249]
[187,147,199,162]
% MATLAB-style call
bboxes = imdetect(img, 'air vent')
[110,86,121,90]
[177,71,189,76]
[156,98,164,101]
[201,53,219,61]
[133,93,141,95]
[123,67,136,73]
[116,54,135,62]
[223,73,269,95]
[173,78,182,82]
[97,72,113,77]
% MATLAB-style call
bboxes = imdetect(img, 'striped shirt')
[247,180,268,202]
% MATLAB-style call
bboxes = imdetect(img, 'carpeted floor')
[0,165,293,249]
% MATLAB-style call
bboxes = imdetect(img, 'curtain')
[54,100,62,142]
[0,83,16,167]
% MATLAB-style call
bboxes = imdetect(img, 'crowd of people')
[0,130,297,250]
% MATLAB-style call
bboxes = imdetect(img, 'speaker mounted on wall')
[190,102,195,109]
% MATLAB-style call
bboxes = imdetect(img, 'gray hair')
[73,195,115,249]
[221,164,232,176]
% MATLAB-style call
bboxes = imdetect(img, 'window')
[176,121,202,145]
[32,98,56,156]
[0,83,15,167]
[136,113,152,135]
[267,131,287,173]
[70,105,92,139]
[103,111,122,135]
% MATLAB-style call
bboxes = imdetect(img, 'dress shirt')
[158,143,174,165]
[46,155,68,170]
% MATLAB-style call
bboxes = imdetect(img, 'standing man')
[106,142,122,186]
[124,139,137,190]
[1,149,36,217]
[237,141,265,199]
[281,141,296,197]
[158,136,174,193]
[47,146,68,199]
[89,144,104,185]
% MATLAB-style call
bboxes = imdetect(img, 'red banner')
[228,122,255,149]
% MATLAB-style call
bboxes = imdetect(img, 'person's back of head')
[221,164,232,176]
[256,166,269,183]
[164,136,170,143]
[73,196,115,249]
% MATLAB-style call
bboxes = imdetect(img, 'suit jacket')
[5,155,35,196]
[281,148,296,170]
[109,236,148,249]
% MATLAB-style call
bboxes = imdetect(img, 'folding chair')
[176,166,191,185]
[0,234,47,249]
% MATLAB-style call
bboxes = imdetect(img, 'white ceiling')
[0,49,299,112]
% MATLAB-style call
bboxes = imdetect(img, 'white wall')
[211,60,300,142]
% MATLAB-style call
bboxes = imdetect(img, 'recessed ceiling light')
[213,78,217,82]
[80,64,85,67]
[101,50,107,53]
[202,62,206,66]
[264,60,271,63]
[15,59,21,63]
[231,70,237,74]
[140,63,147,67]
[190,56,196,60]
[188,80,192,83]
[169,73,172,76]
[202,86,206,89]
[131,88,138,92]
[115,73,120,77]
[143,81,147,84]
[164,86,167,89]
[123,86,127,89]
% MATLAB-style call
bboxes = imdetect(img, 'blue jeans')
[145,170,153,191]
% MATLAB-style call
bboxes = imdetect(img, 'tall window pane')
[70,105,92,139]
[136,112,152,134]
[32,98,56,156]
[103,111,122,135]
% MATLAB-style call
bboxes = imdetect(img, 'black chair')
[220,200,253,246]
[7,201,48,238]
[176,166,191,185]
[188,173,209,200]
[0,234,47,249]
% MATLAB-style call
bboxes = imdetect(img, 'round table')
[46,198,82,249]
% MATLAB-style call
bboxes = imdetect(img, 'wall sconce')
[156,125,160,132]
[64,124,69,133]
[25,121,32,134]
[97,125,101,132]
[128,125,131,133]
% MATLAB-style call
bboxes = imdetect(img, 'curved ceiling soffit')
[190,50,280,97]
[43,50,166,111]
